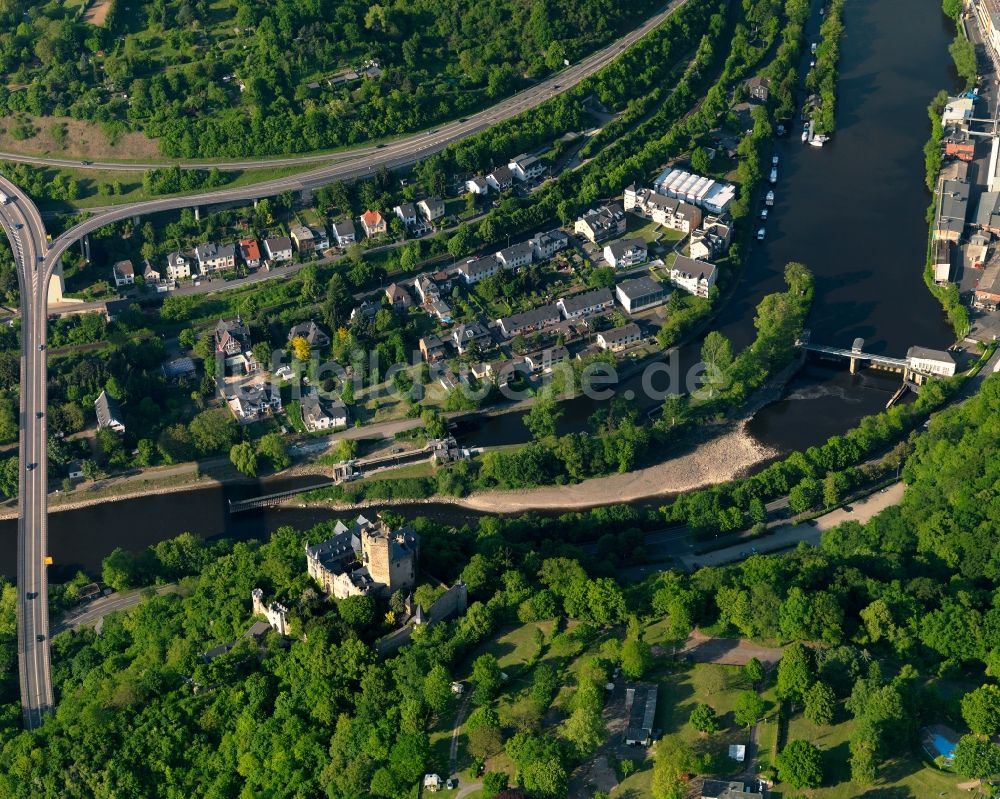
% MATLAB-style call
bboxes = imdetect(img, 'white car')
[757,228,766,240]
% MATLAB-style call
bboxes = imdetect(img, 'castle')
[305,515,419,599]
[251,588,290,635]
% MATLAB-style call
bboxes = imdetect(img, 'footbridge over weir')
[796,331,956,383]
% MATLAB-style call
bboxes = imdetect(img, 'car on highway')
[36,634,45,642]
[35,411,43,419]
[25,591,36,600]
[81,160,93,165]
[375,143,386,148]
[25,462,35,471]
[38,344,45,350]
[37,255,43,262]
[14,223,21,230]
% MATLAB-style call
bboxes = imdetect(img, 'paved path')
[51,583,179,636]
[677,481,905,569]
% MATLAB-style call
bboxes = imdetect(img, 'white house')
[165,251,193,280]
[263,236,293,263]
[301,393,349,431]
[906,346,957,378]
[524,346,569,373]
[616,276,669,314]
[509,153,546,182]
[596,323,642,352]
[195,242,236,272]
[575,204,627,243]
[111,259,135,287]
[465,176,489,195]
[418,197,446,222]
[603,238,647,269]
[457,256,500,284]
[486,165,514,192]
[496,241,534,270]
[670,254,718,298]
[394,202,418,226]
[557,287,614,320]
[332,219,356,247]
[530,229,569,260]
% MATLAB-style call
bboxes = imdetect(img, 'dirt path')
[458,424,776,513]
[676,631,783,667]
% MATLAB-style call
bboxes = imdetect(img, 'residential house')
[496,304,561,338]
[623,185,703,233]
[332,219,357,247]
[653,168,736,214]
[239,238,262,268]
[670,254,718,298]
[306,516,419,599]
[95,389,125,434]
[350,299,381,323]
[165,251,193,280]
[394,202,418,227]
[690,215,732,261]
[465,176,489,195]
[941,95,975,128]
[438,370,461,392]
[700,780,763,799]
[360,210,387,238]
[623,683,658,746]
[575,203,627,243]
[457,255,501,284]
[557,287,614,320]
[418,197,446,223]
[214,318,258,374]
[385,283,413,311]
[290,224,316,255]
[508,153,546,182]
[975,263,1000,310]
[415,273,443,304]
[933,178,970,242]
[596,323,642,352]
[486,165,514,192]
[311,225,329,250]
[429,300,453,324]
[496,241,534,270]
[969,230,991,266]
[906,346,957,378]
[419,334,448,363]
[228,383,282,422]
[746,75,770,103]
[616,276,670,314]
[603,238,648,269]
[196,242,236,272]
[300,392,348,431]
[530,229,569,260]
[524,346,569,373]
[450,321,493,355]
[142,259,162,284]
[263,236,293,263]
[287,320,331,349]
[974,191,1000,234]
[111,259,134,287]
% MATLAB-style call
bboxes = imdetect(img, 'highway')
[0,1,692,728]
[0,2,687,175]
[0,175,54,730]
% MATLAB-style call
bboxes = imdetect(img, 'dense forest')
[0,0,666,157]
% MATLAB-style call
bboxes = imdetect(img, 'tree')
[620,636,653,679]
[733,690,765,728]
[482,771,509,796]
[422,663,453,715]
[256,432,290,471]
[471,654,503,705]
[961,684,1000,737]
[777,642,813,703]
[744,657,765,685]
[524,395,563,440]
[468,724,504,760]
[689,703,720,734]
[953,734,1000,779]
[563,706,605,758]
[849,718,880,784]
[189,409,236,455]
[691,146,713,174]
[291,335,311,362]
[339,595,376,629]
[651,735,708,799]
[230,442,257,477]
[776,740,823,789]
[804,681,836,726]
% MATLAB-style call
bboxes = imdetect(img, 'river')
[0,0,961,580]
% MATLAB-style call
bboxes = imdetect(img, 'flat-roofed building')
[616,276,669,314]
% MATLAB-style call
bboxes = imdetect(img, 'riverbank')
[290,419,776,514]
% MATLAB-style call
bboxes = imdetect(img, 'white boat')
[809,138,824,147]
[765,190,775,206]
[769,167,778,183]
[757,228,766,240]
[760,208,768,220]
[772,155,779,166]
[801,123,810,142]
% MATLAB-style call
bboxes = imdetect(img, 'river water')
[0,0,961,580]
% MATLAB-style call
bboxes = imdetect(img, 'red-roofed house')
[239,239,262,268]
[361,210,387,238]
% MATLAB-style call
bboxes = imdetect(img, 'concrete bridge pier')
[849,336,865,375]
[82,235,91,263]
[46,260,66,305]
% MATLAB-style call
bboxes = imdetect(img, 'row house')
[530,229,569,260]
[196,242,236,272]
[524,346,569,373]
[496,303,561,338]
[596,323,642,352]
[496,241,534,270]
[557,287,614,320]
[689,215,732,261]
[458,255,501,285]
[509,153,547,182]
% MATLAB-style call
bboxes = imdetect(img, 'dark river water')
[0,0,961,580]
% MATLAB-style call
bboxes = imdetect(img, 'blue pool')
[929,733,956,762]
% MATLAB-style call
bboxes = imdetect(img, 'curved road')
[0,0,693,728]
[0,2,686,174]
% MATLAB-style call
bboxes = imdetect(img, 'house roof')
[452,321,491,342]
[559,287,613,314]
[301,392,348,424]
[498,241,534,262]
[977,263,1000,295]
[489,165,513,182]
[672,254,717,282]
[906,346,956,364]
[420,196,445,212]
[606,237,647,259]
[361,209,384,227]
[95,389,123,429]
[498,303,561,332]
[526,345,569,365]
[290,224,314,241]
[599,323,641,345]
[288,320,329,345]
[239,239,261,261]
[395,202,417,217]
[385,283,411,303]
[624,683,658,743]
[264,236,292,252]
[332,218,356,235]
[113,259,134,277]
[196,242,235,260]
[459,255,500,278]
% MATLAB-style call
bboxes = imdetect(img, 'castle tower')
[251,587,266,617]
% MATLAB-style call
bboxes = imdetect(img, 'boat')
[757,228,766,240]
[765,190,775,206]
[772,155,779,166]
[801,122,810,142]
[760,208,768,220]
[776,123,786,136]
[769,167,778,183]
[809,134,829,148]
